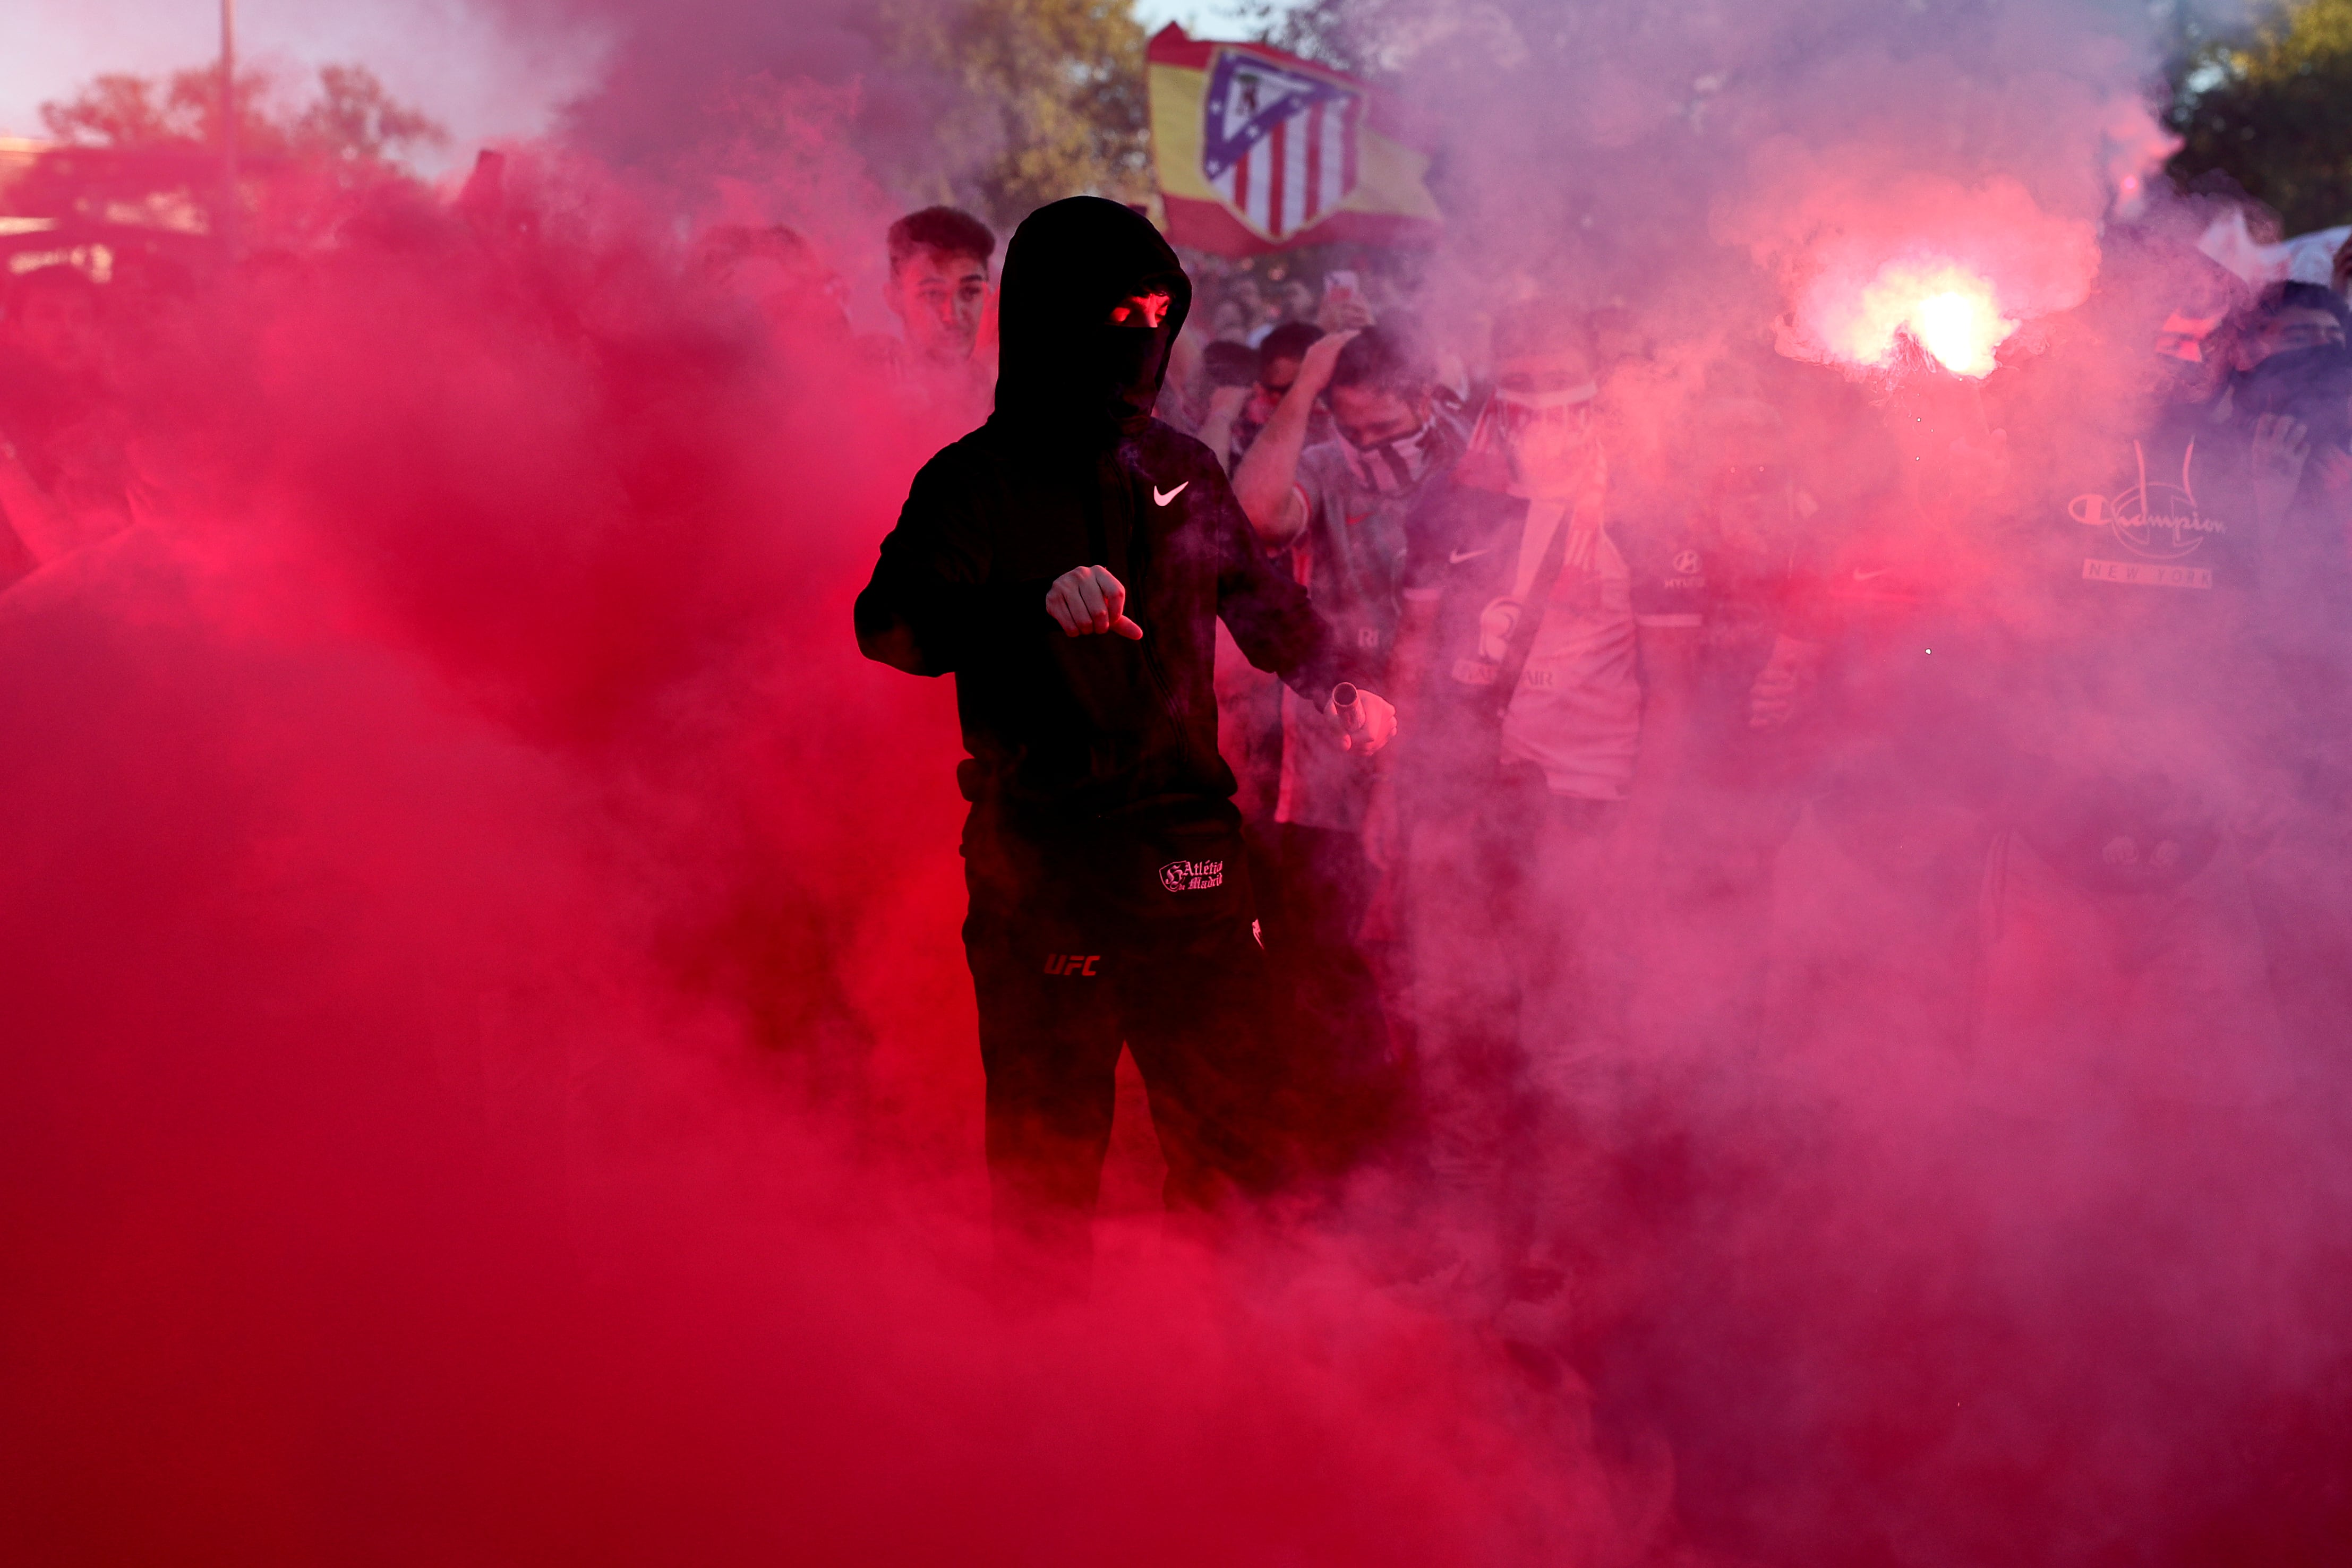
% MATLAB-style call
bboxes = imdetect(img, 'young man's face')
[1494,348,1598,495]
[1707,430,1791,546]
[2153,311,2230,405]
[2238,305,2345,372]
[885,246,989,362]
[1329,383,1427,450]
[1245,354,1303,424]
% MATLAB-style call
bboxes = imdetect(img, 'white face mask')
[1338,416,1439,496]
[1498,387,1600,497]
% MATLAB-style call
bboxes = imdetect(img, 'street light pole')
[219,0,239,259]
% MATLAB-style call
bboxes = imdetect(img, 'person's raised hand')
[1317,293,1376,333]
[1294,329,1359,399]
[1045,564,1143,639]
[1206,382,1250,420]
[2254,412,2313,490]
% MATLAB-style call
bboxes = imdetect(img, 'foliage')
[2164,0,2352,234]
[1237,0,1402,75]
[869,0,1151,229]
[40,63,444,170]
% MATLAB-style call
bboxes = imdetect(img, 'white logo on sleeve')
[1153,482,1189,507]
[1159,858,1225,892]
[1448,546,1493,564]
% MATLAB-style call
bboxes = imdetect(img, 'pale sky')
[0,0,612,172]
[0,0,1292,174]
[1131,0,1291,38]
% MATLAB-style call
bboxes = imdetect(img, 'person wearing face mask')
[1378,301,1711,1315]
[1966,260,2296,1119]
[2223,286,2352,1072]
[854,198,1397,1297]
[2231,279,2348,382]
[1227,322,1466,1179]
[1208,320,1330,473]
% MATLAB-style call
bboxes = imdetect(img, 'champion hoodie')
[854,196,1349,821]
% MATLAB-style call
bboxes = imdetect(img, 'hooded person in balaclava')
[1966,242,2296,1119]
[855,197,1398,1294]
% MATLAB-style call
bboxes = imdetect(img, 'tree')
[40,63,444,172]
[1238,0,1405,75]
[291,65,445,165]
[869,0,1151,228]
[2164,0,2352,234]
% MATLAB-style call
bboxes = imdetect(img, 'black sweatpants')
[961,799,1282,1282]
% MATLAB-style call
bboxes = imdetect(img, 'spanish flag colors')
[1147,25,1442,256]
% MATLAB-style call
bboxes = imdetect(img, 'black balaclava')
[2237,343,2352,434]
[993,196,1191,447]
[2233,281,2352,429]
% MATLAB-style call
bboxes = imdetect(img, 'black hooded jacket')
[854,196,1350,822]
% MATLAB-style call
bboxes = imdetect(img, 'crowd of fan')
[9,199,2352,1321]
[842,204,2352,1316]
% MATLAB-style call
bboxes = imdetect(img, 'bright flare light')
[1831,260,2016,378]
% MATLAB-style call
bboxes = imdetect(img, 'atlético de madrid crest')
[1200,50,1362,243]
[1159,858,1226,893]
[1146,25,1442,257]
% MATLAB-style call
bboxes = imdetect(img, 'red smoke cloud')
[0,150,1673,1566]
[1718,151,2102,379]
[4,2,2351,1564]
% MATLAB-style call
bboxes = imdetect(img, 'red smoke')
[0,149,1678,1567]
[4,4,2351,1565]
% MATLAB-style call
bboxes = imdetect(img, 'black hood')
[993,196,1191,444]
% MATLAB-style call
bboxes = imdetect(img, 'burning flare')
[1822,258,2016,378]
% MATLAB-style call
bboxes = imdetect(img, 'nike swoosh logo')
[1853,568,1889,580]
[1153,482,1188,507]
[1449,547,1493,564]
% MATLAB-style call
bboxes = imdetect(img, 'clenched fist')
[1046,564,1144,639]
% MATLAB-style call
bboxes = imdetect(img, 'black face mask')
[1094,314,1178,433]
[2237,344,2352,452]
[2237,343,2350,417]
[992,198,1192,448]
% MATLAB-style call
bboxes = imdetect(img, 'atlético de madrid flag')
[1147,24,1442,255]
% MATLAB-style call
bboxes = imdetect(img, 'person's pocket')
[1096,805,1253,928]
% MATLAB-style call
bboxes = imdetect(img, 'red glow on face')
[1107,290,1173,328]
[1819,258,2015,378]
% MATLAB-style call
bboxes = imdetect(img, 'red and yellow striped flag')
[1146,24,1442,256]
